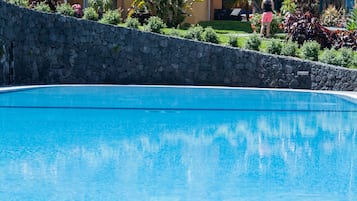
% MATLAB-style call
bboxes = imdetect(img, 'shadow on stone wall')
[0,1,356,91]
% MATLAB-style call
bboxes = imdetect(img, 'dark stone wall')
[0,1,356,91]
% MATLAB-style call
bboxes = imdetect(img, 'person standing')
[260,0,275,38]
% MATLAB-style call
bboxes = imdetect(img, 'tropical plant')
[56,3,75,16]
[128,0,202,27]
[281,41,298,56]
[280,0,296,15]
[35,2,51,12]
[301,41,320,61]
[266,39,282,55]
[319,48,340,66]
[331,30,357,50]
[83,7,99,21]
[184,25,204,41]
[320,5,345,27]
[125,17,140,29]
[346,7,357,31]
[338,47,354,67]
[244,34,261,51]
[102,0,114,12]
[143,16,166,33]
[88,0,103,11]
[202,27,219,44]
[99,9,121,25]
[319,47,354,67]
[283,12,330,48]
[295,0,319,16]
[228,36,238,47]
[8,0,28,7]
[168,28,182,37]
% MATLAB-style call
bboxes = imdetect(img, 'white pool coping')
[1,84,357,102]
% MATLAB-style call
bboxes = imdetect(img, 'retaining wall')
[0,1,357,91]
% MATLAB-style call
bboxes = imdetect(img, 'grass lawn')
[198,20,254,34]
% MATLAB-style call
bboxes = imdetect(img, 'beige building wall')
[211,0,222,20]
[185,0,222,23]
[185,1,209,24]
[117,0,132,18]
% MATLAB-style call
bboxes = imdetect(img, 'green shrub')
[100,10,121,25]
[184,25,204,41]
[320,47,354,67]
[281,41,298,57]
[320,5,345,27]
[202,27,219,44]
[143,16,166,33]
[35,2,51,12]
[56,3,75,16]
[83,7,99,21]
[102,0,114,12]
[168,29,182,37]
[244,34,262,51]
[228,36,238,47]
[319,48,340,65]
[301,41,320,61]
[128,0,194,27]
[266,39,282,55]
[281,0,297,15]
[88,0,103,11]
[125,17,140,29]
[352,54,357,68]
[338,47,354,67]
[8,0,27,7]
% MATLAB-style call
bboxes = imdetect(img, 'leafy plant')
[83,7,99,21]
[352,54,357,67]
[244,34,261,51]
[202,27,219,44]
[35,2,51,12]
[88,0,103,11]
[338,47,354,67]
[56,3,75,16]
[331,30,357,50]
[228,36,238,47]
[320,5,345,27]
[319,48,340,66]
[280,0,296,15]
[266,39,282,55]
[128,0,202,27]
[125,17,140,29]
[102,0,114,12]
[346,7,357,31]
[184,25,204,41]
[319,47,354,67]
[168,28,182,37]
[295,0,319,16]
[8,0,28,7]
[99,9,121,25]
[283,12,331,48]
[281,41,298,57]
[143,16,166,33]
[301,41,320,61]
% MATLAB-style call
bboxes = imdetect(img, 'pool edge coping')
[1,84,357,101]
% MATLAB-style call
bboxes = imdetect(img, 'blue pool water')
[0,85,356,201]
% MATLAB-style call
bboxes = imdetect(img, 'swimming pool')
[0,85,356,201]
